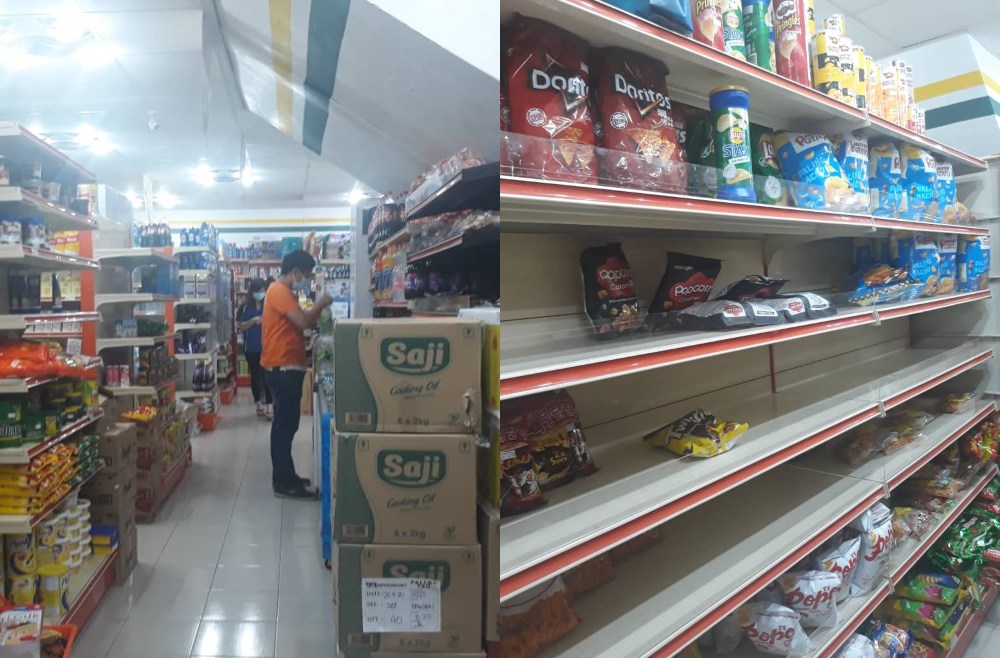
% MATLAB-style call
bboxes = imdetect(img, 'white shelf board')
[96,333,177,351]
[0,244,99,271]
[500,342,994,600]
[0,186,96,231]
[173,245,215,255]
[95,293,176,308]
[175,349,217,361]
[535,467,884,658]
[0,122,96,182]
[175,322,212,331]
[501,292,991,399]
[176,297,215,305]
[0,311,99,332]
[0,376,57,394]
[176,385,217,398]
[95,248,177,266]
[320,258,352,265]
[101,376,178,397]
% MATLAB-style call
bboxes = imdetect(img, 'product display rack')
[60,548,118,628]
[498,2,1000,656]
[173,244,223,428]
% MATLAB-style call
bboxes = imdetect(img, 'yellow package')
[644,409,749,458]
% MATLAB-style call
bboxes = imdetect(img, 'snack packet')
[890,598,949,629]
[688,116,719,198]
[957,234,990,293]
[942,393,977,414]
[673,300,754,330]
[752,296,809,322]
[865,620,912,658]
[869,141,904,218]
[714,274,788,301]
[895,573,960,606]
[890,232,940,297]
[515,391,599,490]
[899,145,937,221]
[643,408,749,457]
[780,292,837,318]
[773,132,853,210]
[500,579,580,657]
[831,131,870,212]
[834,634,876,658]
[737,602,813,656]
[751,125,788,205]
[580,243,643,340]
[850,503,893,595]
[816,536,860,602]
[713,612,742,654]
[745,301,785,326]
[499,414,546,517]
[778,570,841,628]
[935,162,957,223]
[646,252,722,330]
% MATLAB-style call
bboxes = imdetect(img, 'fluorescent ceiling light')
[51,9,87,44]
[155,190,178,209]
[347,185,365,205]
[241,165,256,188]
[192,163,215,187]
[77,42,118,69]
[124,189,143,209]
[73,123,113,155]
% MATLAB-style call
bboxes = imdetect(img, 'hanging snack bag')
[688,116,719,197]
[743,0,773,71]
[710,85,756,202]
[869,141,904,218]
[499,414,546,517]
[816,536,860,603]
[773,0,810,86]
[831,131,870,212]
[692,0,725,51]
[643,408,749,457]
[591,47,686,193]
[674,300,755,330]
[738,602,813,656]
[773,132,853,210]
[899,145,937,221]
[580,243,643,340]
[720,0,747,60]
[603,0,694,34]
[936,234,957,295]
[890,231,940,296]
[715,274,788,300]
[751,124,788,205]
[835,635,877,658]
[850,503,893,595]
[957,234,990,292]
[647,252,722,330]
[778,570,841,628]
[504,15,597,184]
[935,162,957,223]
[514,391,599,491]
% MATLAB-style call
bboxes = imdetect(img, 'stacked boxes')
[83,421,138,584]
[333,319,485,658]
[135,407,190,519]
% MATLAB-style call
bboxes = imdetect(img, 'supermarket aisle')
[72,398,333,658]
[967,604,1000,656]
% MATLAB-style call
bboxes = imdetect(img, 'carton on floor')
[334,433,476,545]
[334,319,481,434]
[334,543,482,656]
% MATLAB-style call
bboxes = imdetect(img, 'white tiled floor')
[966,600,1000,657]
[73,398,334,658]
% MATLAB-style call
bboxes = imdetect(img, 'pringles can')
[854,45,867,110]
[806,0,814,35]
[837,36,855,108]
[692,0,725,52]
[710,86,756,202]
[822,14,846,36]
[810,30,841,100]
[721,0,747,61]
[774,0,810,86]
[743,0,772,71]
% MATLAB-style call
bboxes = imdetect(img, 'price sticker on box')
[361,577,441,633]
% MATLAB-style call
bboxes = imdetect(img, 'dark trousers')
[245,352,272,404]
[265,369,305,489]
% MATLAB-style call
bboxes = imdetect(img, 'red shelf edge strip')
[61,549,117,628]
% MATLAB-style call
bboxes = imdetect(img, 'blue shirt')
[238,303,263,353]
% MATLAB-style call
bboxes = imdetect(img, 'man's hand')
[317,292,333,309]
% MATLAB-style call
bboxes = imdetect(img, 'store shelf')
[173,245,215,255]
[0,375,57,394]
[500,176,989,238]
[95,293,176,308]
[0,187,96,231]
[368,227,410,257]
[96,333,177,351]
[373,300,408,309]
[0,244,99,271]
[95,248,177,266]
[179,269,215,278]
[0,122,96,183]
[944,586,999,658]
[176,297,215,305]
[319,258,352,266]
[0,311,100,332]
[175,322,212,331]
[499,0,986,175]
[501,291,992,399]
[406,161,500,220]
[61,549,117,627]
[176,385,218,397]
[101,376,178,397]
[407,226,500,262]
[175,348,217,361]
[500,342,994,601]
[0,465,104,533]
[0,411,103,464]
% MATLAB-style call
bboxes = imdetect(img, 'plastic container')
[709,85,756,203]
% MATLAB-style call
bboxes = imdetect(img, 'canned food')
[853,46,867,110]
[822,14,846,36]
[51,537,71,566]
[868,60,882,117]
[709,85,756,202]
[7,574,36,605]
[806,0,814,35]
[721,0,747,61]
[837,36,855,108]
[774,0,810,86]
[810,31,841,100]
[743,0,772,71]
[881,66,900,125]
[38,563,68,620]
[692,0,725,51]
[4,533,35,576]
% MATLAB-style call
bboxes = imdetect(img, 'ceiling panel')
[85,9,202,54]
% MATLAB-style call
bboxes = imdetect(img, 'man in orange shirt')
[261,250,331,499]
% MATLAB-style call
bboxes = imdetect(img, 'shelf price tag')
[66,337,82,355]
[361,577,441,633]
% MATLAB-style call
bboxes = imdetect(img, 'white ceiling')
[0,0,359,212]
[814,0,1000,60]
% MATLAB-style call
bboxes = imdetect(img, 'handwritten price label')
[361,578,441,633]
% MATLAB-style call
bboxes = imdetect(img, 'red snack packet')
[691,0,725,51]
[590,46,686,193]
[504,14,597,184]
[773,0,810,86]
[499,414,546,517]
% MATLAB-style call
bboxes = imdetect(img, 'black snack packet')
[715,274,788,301]
[580,243,642,340]
[674,300,754,330]
[779,292,838,319]
[751,297,809,322]
[647,252,723,331]
[744,301,786,326]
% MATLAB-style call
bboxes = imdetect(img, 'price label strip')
[362,577,441,633]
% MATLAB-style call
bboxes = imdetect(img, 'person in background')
[237,278,272,419]
[261,250,331,499]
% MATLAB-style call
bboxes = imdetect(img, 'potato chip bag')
[773,132,853,210]
[687,116,718,198]
[831,131,869,212]
[850,502,893,595]
[900,145,937,221]
[778,570,841,628]
[958,234,990,293]
[737,602,813,656]
[935,162,957,223]
[751,124,788,205]
[869,141,904,217]
[643,408,749,457]
[890,231,940,296]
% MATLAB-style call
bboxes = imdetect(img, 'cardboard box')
[477,502,499,643]
[99,422,137,474]
[334,320,481,434]
[334,433,476,545]
[135,437,163,473]
[477,413,499,510]
[458,307,498,416]
[97,395,119,434]
[83,471,136,526]
[114,510,138,585]
[334,543,482,656]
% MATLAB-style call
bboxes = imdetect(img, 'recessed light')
[192,163,215,187]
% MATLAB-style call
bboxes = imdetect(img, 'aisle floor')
[967,602,1000,656]
[73,398,334,657]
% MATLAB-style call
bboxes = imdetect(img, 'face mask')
[252,292,264,302]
